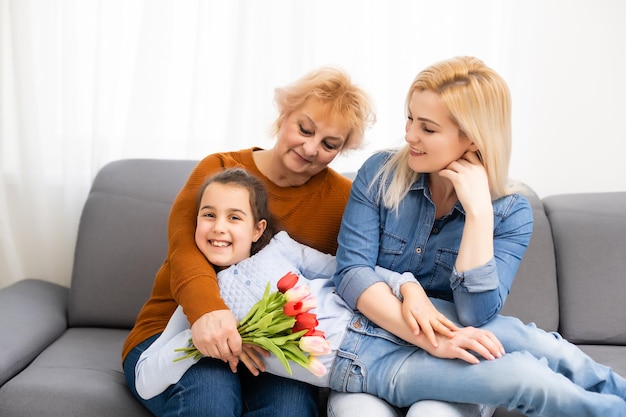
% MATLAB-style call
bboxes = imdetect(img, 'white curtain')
[2,0,625,289]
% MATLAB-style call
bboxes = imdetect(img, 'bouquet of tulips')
[175,272,331,376]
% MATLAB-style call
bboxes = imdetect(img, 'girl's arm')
[374,266,457,346]
[276,231,337,279]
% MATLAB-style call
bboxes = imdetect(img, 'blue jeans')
[124,334,319,417]
[329,299,626,417]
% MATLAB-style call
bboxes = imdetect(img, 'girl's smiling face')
[195,182,266,267]
[404,89,473,174]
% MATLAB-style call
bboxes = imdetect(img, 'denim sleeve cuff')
[374,266,419,300]
[450,257,499,292]
[336,266,385,310]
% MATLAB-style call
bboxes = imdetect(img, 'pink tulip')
[277,272,299,293]
[299,336,331,355]
[305,356,327,377]
[285,285,311,302]
[283,295,317,316]
[300,295,317,311]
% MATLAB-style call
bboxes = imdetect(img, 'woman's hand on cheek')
[440,151,491,213]
[191,309,242,369]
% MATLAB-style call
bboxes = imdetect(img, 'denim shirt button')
[415,247,422,254]
[432,227,439,234]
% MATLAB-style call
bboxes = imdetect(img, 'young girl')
[135,166,626,417]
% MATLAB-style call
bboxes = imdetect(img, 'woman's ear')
[252,219,267,242]
[468,142,479,152]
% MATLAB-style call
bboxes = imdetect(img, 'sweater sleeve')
[167,155,229,324]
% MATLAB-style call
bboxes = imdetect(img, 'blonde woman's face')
[274,98,351,179]
[404,90,473,173]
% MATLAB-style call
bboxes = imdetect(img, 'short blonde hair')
[270,67,376,151]
[379,56,514,210]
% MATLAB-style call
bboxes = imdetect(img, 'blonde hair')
[378,56,516,210]
[270,67,376,151]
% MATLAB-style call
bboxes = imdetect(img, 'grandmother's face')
[274,98,351,179]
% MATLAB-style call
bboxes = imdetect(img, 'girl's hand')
[439,151,491,214]
[401,282,458,347]
[237,344,270,375]
[425,326,505,364]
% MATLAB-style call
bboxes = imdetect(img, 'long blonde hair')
[377,56,515,210]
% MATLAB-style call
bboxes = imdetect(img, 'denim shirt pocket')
[378,229,407,271]
[423,247,459,300]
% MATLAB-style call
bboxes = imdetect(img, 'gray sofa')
[0,158,625,417]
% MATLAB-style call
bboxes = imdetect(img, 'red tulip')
[283,294,317,317]
[292,312,318,333]
[303,329,325,338]
[283,301,303,317]
[277,272,299,293]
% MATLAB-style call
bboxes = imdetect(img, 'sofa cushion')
[0,328,152,417]
[68,159,197,328]
[544,192,626,344]
[499,186,559,332]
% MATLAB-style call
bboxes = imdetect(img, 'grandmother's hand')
[191,309,242,371]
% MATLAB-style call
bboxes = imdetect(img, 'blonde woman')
[328,56,626,416]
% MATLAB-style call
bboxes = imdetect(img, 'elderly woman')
[122,66,375,417]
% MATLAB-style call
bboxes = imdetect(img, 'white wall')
[323,1,626,198]
[1,0,625,289]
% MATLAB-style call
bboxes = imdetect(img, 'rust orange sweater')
[122,148,352,361]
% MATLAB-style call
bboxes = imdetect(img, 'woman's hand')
[439,151,491,215]
[191,309,242,371]
[424,326,505,365]
[400,282,458,347]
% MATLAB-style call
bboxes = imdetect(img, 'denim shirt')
[334,151,534,326]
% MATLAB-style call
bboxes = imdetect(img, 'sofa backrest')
[544,192,626,345]
[68,159,198,328]
[66,159,568,335]
[499,186,559,332]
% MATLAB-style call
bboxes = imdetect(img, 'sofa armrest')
[0,279,68,385]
